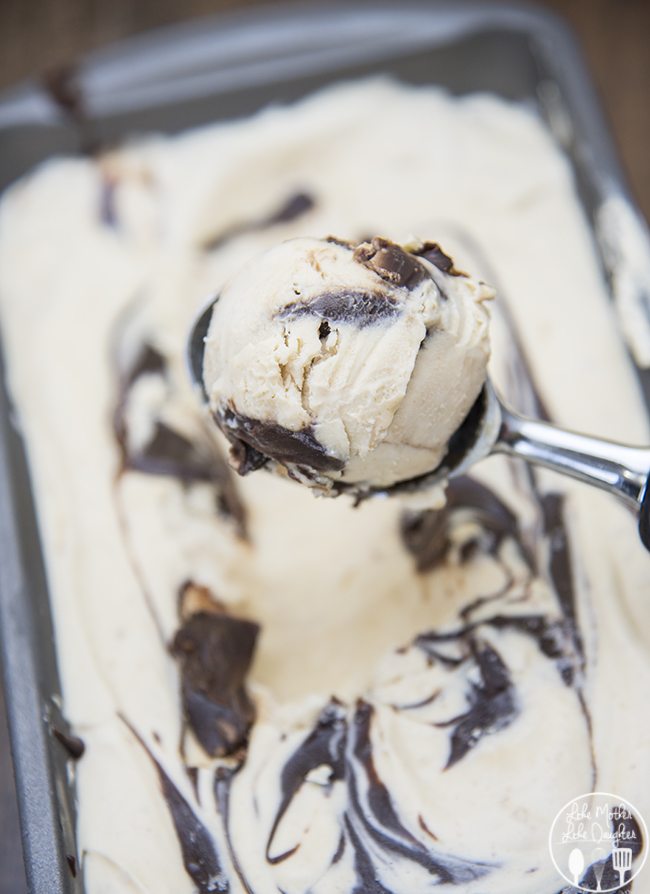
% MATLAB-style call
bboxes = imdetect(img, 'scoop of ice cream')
[203,236,493,492]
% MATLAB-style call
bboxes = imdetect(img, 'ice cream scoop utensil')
[413,380,650,552]
[188,305,650,551]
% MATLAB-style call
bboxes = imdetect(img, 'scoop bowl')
[188,301,650,550]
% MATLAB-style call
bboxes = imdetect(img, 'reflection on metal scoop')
[187,298,650,552]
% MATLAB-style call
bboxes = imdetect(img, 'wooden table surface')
[0,2,648,891]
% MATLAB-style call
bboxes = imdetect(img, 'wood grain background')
[0,2,648,892]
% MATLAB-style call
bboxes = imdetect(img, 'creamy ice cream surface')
[203,235,492,492]
[0,78,649,894]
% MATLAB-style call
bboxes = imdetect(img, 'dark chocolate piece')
[217,407,344,475]
[437,640,517,769]
[278,288,400,328]
[227,437,269,477]
[171,612,259,757]
[52,727,86,760]
[318,320,331,340]
[202,191,315,251]
[354,237,427,289]
[412,241,464,276]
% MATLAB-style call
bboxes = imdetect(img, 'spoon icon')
[568,847,585,888]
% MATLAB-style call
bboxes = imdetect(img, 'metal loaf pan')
[1,3,649,892]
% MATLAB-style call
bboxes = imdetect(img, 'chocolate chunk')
[227,436,269,476]
[279,289,400,328]
[437,640,517,769]
[217,407,344,474]
[202,190,315,251]
[171,612,259,757]
[318,320,331,340]
[52,727,85,760]
[413,241,464,276]
[354,237,427,289]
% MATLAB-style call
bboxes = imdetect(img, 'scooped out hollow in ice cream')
[202,235,493,493]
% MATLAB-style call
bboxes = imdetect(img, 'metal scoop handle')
[495,404,650,550]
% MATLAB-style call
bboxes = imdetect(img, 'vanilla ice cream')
[0,79,649,894]
[203,235,492,492]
